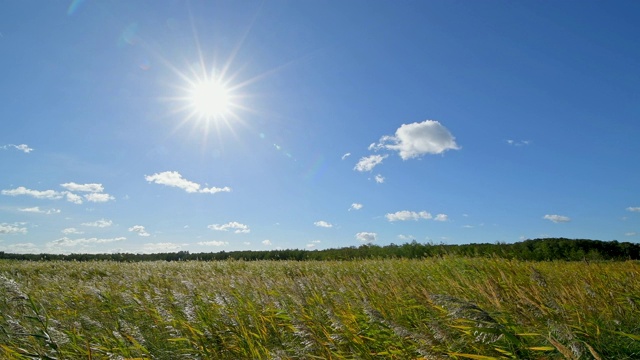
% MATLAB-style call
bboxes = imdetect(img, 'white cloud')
[198,241,228,246]
[374,120,460,160]
[145,171,231,194]
[19,207,60,214]
[0,223,27,234]
[2,187,63,200]
[128,225,150,237]
[434,214,449,222]
[374,174,385,183]
[262,239,272,246]
[355,232,376,243]
[543,214,571,223]
[354,154,387,172]
[398,234,414,240]
[3,243,38,253]
[1,144,33,153]
[349,203,363,211]
[142,242,182,252]
[341,153,351,160]
[62,228,83,235]
[506,139,531,146]
[200,186,232,194]
[208,221,250,233]
[65,192,84,204]
[627,207,640,212]
[82,219,113,228]
[314,221,333,228]
[306,243,316,248]
[49,236,126,247]
[625,232,637,236]
[386,210,432,222]
[60,182,104,193]
[84,193,115,203]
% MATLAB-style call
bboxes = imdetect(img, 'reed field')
[0,257,638,359]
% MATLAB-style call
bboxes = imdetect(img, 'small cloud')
[198,240,228,246]
[341,152,351,160]
[627,207,640,212]
[1,144,34,153]
[506,139,531,146]
[82,219,113,228]
[65,192,84,204]
[398,234,414,240]
[49,236,126,247]
[374,174,385,183]
[625,232,637,236]
[84,193,115,203]
[128,225,150,237]
[354,154,387,172]
[543,214,571,223]
[355,232,376,243]
[434,214,448,222]
[145,171,230,194]
[314,220,333,228]
[60,182,104,193]
[2,187,63,200]
[0,223,27,234]
[208,221,250,233]
[373,120,460,160]
[62,228,83,235]
[19,207,60,214]
[262,239,272,246]
[386,210,432,222]
[306,243,316,248]
[349,203,363,211]
[142,242,182,252]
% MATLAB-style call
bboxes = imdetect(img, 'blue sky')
[1,0,639,254]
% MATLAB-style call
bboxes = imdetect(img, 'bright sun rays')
[189,78,231,119]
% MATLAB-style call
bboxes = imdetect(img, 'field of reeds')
[0,257,638,359]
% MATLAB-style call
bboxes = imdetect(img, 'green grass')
[0,257,638,359]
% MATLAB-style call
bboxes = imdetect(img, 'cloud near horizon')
[355,232,376,242]
[2,183,114,205]
[208,221,250,233]
[145,171,231,194]
[543,214,571,223]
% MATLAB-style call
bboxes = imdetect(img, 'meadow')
[0,257,638,359]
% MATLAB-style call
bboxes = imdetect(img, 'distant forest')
[0,238,638,262]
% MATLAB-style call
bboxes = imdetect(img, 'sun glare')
[189,79,232,120]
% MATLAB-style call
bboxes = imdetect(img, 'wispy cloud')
[60,182,104,193]
[627,207,640,212]
[355,232,376,243]
[1,144,33,153]
[341,152,351,160]
[374,174,385,183]
[0,223,27,234]
[18,207,60,214]
[372,120,459,160]
[142,242,182,252]
[314,220,333,228]
[506,139,531,146]
[198,240,228,246]
[145,171,231,194]
[262,239,272,246]
[84,193,115,203]
[49,236,126,247]
[349,203,363,211]
[62,228,83,235]
[543,214,571,223]
[625,232,637,236]
[128,225,150,237]
[434,214,449,222]
[208,221,250,233]
[386,210,432,222]
[354,155,387,172]
[2,187,63,200]
[82,219,113,228]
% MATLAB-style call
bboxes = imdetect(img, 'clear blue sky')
[2,0,639,254]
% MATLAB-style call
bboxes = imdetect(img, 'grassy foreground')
[0,258,638,359]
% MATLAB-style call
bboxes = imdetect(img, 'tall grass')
[0,257,638,359]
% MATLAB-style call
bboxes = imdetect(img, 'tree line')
[0,238,638,262]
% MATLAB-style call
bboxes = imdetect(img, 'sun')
[188,78,232,120]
